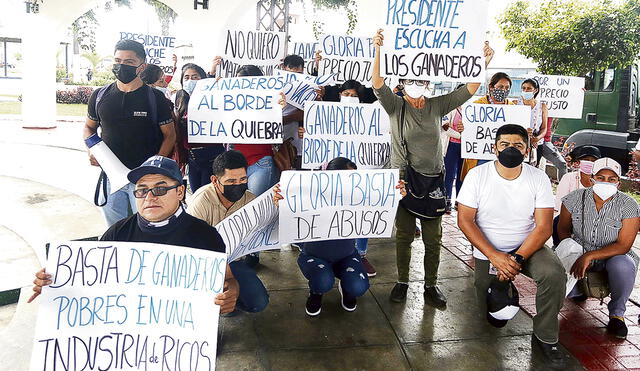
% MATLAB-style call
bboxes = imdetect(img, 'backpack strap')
[94,170,108,207]
[94,83,112,123]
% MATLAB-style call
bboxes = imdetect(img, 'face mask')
[220,182,248,202]
[112,63,140,84]
[592,181,618,200]
[521,91,535,100]
[403,84,427,99]
[183,79,198,95]
[490,88,509,102]
[497,146,525,168]
[155,86,168,95]
[579,160,594,175]
[340,95,360,104]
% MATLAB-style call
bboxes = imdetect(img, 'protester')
[538,117,568,179]
[174,63,225,193]
[140,64,169,97]
[187,150,269,313]
[456,124,566,369]
[28,156,239,315]
[372,28,494,306]
[282,54,305,73]
[441,94,465,213]
[552,145,602,245]
[459,72,515,181]
[557,158,640,339]
[84,39,175,227]
[273,156,407,316]
[516,78,548,166]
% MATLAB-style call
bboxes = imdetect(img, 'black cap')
[570,145,601,161]
[486,279,520,328]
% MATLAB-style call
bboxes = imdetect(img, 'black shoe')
[338,282,357,312]
[305,293,322,316]
[607,317,628,339]
[424,285,447,309]
[390,282,409,303]
[531,334,567,370]
[244,253,259,269]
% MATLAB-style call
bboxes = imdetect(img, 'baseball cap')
[486,279,520,328]
[570,145,601,161]
[591,157,622,177]
[127,155,183,184]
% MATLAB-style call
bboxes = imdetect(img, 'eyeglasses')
[403,80,428,87]
[133,184,179,198]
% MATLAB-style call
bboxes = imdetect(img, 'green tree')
[498,0,640,75]
[81,52,112,73]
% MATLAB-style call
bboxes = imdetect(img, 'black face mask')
[497,146,525,168]
[220,183,248,202]
[112,63,140,84]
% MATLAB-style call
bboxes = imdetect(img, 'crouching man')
[456,124,567,369]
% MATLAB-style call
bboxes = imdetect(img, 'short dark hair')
[495,124,528,145]
[283,55,305,69]
[522,78,540,98]
[212,150,248,177]
[326,157,357,170]
[338,80,363,95]
[179,63,207,86]
[236,65,263,77]
[114,39,146,62]
[140,64,163,85]
[488,72,512,89]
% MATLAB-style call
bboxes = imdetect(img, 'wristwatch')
[511,253,526,265]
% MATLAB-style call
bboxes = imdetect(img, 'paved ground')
[1,117,639,370]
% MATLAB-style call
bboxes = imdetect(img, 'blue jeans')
[444,141,463,202]
[229,260,269,313]
[188,146,225,193]
[297,250,370,297]
[247,156,278,196]
[355,238,368,257]
[102,180,137,227]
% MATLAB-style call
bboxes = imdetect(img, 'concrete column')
[20,18,60,128]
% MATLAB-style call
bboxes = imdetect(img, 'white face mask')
[183,79,198,95]
[340,95,360,104]
[403,84,427,99]
[592,181,618,200]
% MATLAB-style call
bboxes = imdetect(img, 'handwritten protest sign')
[119,32,175,75]
[218,29,285,78]
[318,34,377,86]
[461,104,531,160]
[279,169,400,243]
[530,74,585,119]
[275,69,336,109]
[187,77,285,144]
[216,188,279,262]
[302,101,391,169]
[289,41,319,75]
[380,0,489,82]
[30,241,226,371]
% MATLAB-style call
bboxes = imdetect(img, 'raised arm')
[372,29,385,90]
[465,41,495,95]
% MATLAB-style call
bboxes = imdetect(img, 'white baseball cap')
[592,158,622,177]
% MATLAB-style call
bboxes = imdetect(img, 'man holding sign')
[30,156,240,315]
[371,28,494,307]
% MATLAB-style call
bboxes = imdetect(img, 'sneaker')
[531,334,567,370]
[305,293,322,316]
[390,282,409,303]
[244,253,259,269]
[338,282,357,312]
[424,285,447,309]
[607,317,628,339]
[360,257,377,277]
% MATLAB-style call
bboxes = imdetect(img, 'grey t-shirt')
[374,84,473,175]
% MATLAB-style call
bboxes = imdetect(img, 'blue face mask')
[521,91,535,100]
[183,79,198,95]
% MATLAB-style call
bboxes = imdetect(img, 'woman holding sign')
[516,78,548,166]
[371,28,494,306]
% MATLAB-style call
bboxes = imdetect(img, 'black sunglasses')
[133,184,179,198]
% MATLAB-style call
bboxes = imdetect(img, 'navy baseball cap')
[486,279,520,328]
[128,156,182,184]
